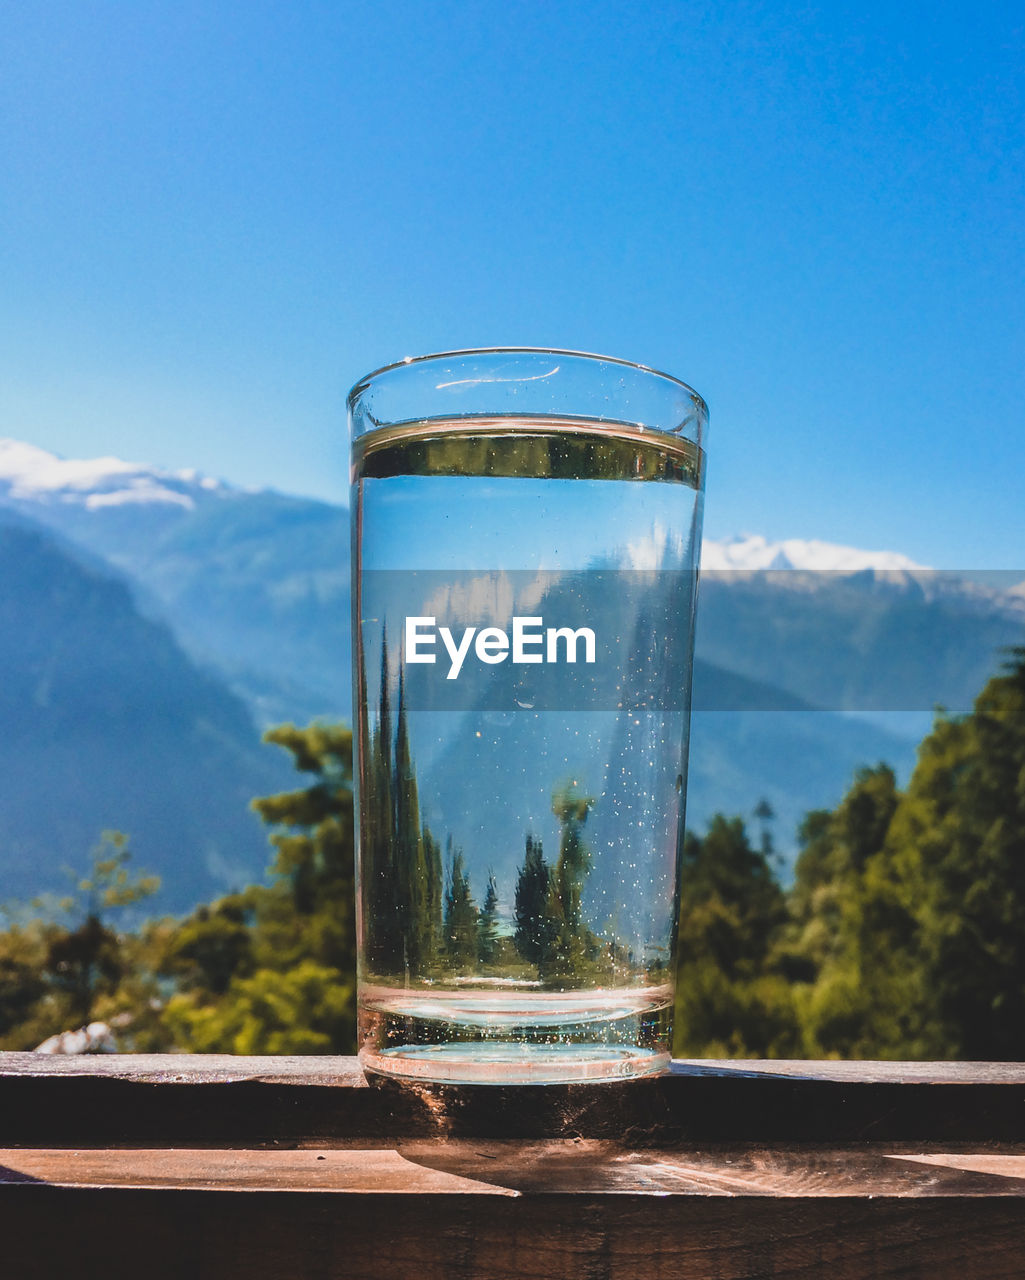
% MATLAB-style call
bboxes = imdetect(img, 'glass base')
[361,1040,670,1084]
[358,983,672,1084]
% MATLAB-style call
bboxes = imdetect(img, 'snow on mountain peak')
[0,438,225,511]
[0,439,935,577]
[701,533,927,572]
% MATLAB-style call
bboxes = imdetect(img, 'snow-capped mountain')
[1,435,1023,892]
[701,533,926,572]
[0,440,936,574]
[0,438,226,512]
[2,437,1021,725]
[0,437,351,726]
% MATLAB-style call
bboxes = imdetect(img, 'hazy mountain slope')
[686,706,917,855]
[695,570,1025,714]
[101,491,351,725]
[0,514,289,910]
[0,439,350,724]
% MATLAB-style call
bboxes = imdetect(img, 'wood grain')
[3,1141,1025,1198]
[3,1054,1025,1145]
[4,1057,1025,1278]
[3,1186,1025,1279]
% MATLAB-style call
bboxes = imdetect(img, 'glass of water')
[348,349,707,1083]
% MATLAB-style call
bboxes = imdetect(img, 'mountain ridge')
[0,435,945,572]
[0,514,291,910]
[1,435,1022,886]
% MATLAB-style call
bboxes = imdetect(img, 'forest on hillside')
[2,650,1025,1060]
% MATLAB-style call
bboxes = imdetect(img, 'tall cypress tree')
[443,843,478,969]
[544,784,595,979]
[393,663,428,976]
[366,628,397,971]
[514,833,550,969]
[551,784,592,932]
[478,869,499,965]
[422,823,444,967]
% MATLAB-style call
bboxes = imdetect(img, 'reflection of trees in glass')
[422,826,444,968]
[364,629,397,971]
[513,785,611,984]
[514,834,550,969]
[394,664,429,975]
[478,870,499,964]
[361,629,443,978]
[443,842,478,968]
[363,619,647,985]
[363,623,524,980]
[549,784,593,934]
[545,783,596,979]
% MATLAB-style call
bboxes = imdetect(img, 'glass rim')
[346,346,709,418]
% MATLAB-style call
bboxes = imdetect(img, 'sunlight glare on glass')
[434,365,560,390]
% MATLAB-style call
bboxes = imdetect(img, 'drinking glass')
[348,348,707,1082]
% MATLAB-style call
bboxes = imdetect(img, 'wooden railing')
[2,1055,1025,1278]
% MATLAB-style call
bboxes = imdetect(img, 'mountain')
[697,536,1025,713]
[7,436,1020,722]
[367,565,919,888]
[0,508,290,911]
[700,533,926,572]
[0,439,350,725]
[3,437,1024,877]
[0,438,225,513]
[695,568,1025,715]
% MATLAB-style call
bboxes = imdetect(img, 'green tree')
[43,831,160,1028]
[754,798,777,863]
[514,833,550,969]
[44,915,123,1027]
[165,724,357,1054]
[782,763,923,1057]
[782,649,1025,1061]
[884,649,1025,1057]
[163,958,354,1054]
[673,815,796,1056]
[393,665,431,976]
[0,831,162,1049]
[443,844,478,969]
[250,723,356,979]
[543,783,595,979]
[0,926,49,1047]
[161,897,253,996]
[478,869,499,965]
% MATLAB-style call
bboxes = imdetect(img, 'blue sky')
[1,0,1022,565]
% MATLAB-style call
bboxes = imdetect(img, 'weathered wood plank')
[0,1146,519,1194]
[4,1058,1025,1277]
[3,1142,1025,1198]
[3,1187,1025,1279]
[3,1054,1025,1144]
[7,1052,1025,1084]
[0,1051,370,1085]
